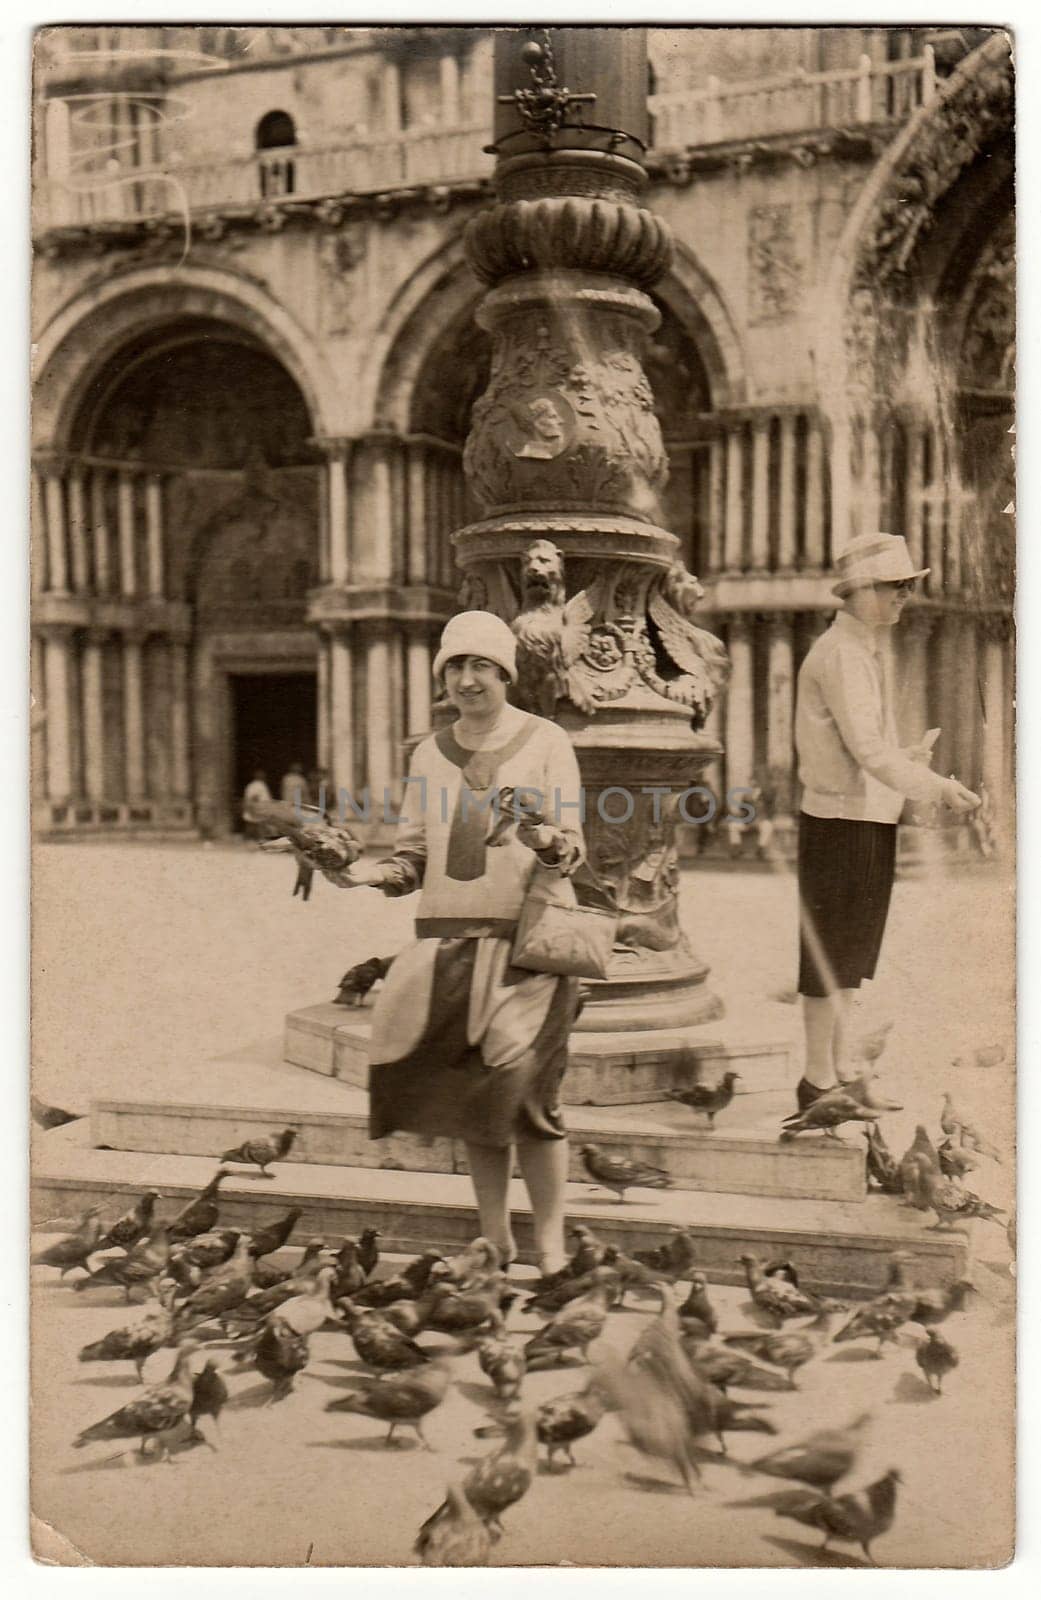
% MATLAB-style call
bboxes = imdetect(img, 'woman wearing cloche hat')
[317,610,586,1276]
[792,533,980,1112]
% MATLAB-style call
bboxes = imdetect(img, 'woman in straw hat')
[319,611,585,1275]
[793,534,980,1111]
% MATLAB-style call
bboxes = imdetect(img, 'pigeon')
[923,1172,1006,1231]
[833,1290,917,1356]
[938,1138,980,1180]
[439,1237,503,1287]
[686,1344,794,1394]
[247,1208,302,1260]
[780,1094,881,1142]
[352,1251,443,1308]
[167,1169,233,1241]
[739,1253,828,1325]
[750,1412,872,1494]
[823,1073,902,1113]
[523,1281,612,1369]
[30,1094,82,1130]
[219,1128,297,1178]
[952,1044,1006,1071]
[338,1302,431,1371]
[168,1229,240,1282]
[267,1265,339,1336]
[327,1360,451,1450]
[420,1406,536,1540]
[625,1309,775,1458]
[899,1125,941,1210]
[414,1482,492,1567]
[941,1092,1002,1162]
[95,1190,160,1254]
[475,1329,526,1403]
[188,1358,229,1448]
[531,1224,610,1291]
[906,1280,976,1328]
[633,1228,699,1279]
[249,799,363,899]
[75,1226,172,1302]
[863,1125,903,1195]
[484,1377,609,1470]
[579,1143,672,1202]
[417,1274,512,1338]
[356,1227,381,1279]
[173,1234,256,1331]
[915,1329,959,1394]
[722,1308,840,1387]
[848,1019,894,1063]
[607,1249,673,1307]
[667,1071,741,1128]
[764,1468,901,1562]
[522,1260,621,1318]
[252,1318,311,1402]
[73,1341,199,1462]
[329,1239,367,1301]
[677,1273,718,1341]
[334,955,393,1007]
[32,1207,104,1277]
[220,1240,330,1328]
[599,1349,702,1496]
[78,1281,178,1380]
[763,1259,801,1286]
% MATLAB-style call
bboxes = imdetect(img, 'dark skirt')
[369,940,580,1149]
[797,814,898,997]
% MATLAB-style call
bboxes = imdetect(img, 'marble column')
[723,425,743,572]
[145,474,165,599]
[122,631,147,801]
[705,433,724,574]
[725,617,754,794]
[365,624,393,810]
[750,417,770,570]
[67,468,91,593]
[406,440,429,584]
[41,626,73,801]
[81,628,107,802]
[804,416,825,567]
[777,413,797,571]
[407,630,432,737]
[117,470,137,598]
[30,464,47,593]
[43,466,69,594]
[440,48,461,123]
[90,470,112,595]
[329,627,354,801]
[352,437,396,584]
[322,441,351,586]
[169,640,191,799]
[766,613,795,813]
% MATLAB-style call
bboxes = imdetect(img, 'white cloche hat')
[432,610,518,684]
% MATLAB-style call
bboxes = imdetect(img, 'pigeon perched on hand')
[915,1329,959,1394]
[219,1128,297,1178]
[330,1360,452,1450]
[579,1143,672,1202]
[95,1190,160,1254]
[249,799,363,900]
[32,1207,103,1277]
[667,1071,741,1128]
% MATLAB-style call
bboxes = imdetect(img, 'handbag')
[510,865,618,980]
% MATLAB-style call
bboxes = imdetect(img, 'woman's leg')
[462,1141,516,1264]
[516,1136,570,1275]
[831,987,859,1082]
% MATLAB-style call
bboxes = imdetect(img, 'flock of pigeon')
[33,1071,1008,1568]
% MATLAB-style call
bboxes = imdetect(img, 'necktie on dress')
[436,722,538,881]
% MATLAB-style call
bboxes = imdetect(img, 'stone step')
[285,1000,793,1105]
[89,1042,864,1201]
[31,1119,970,1299]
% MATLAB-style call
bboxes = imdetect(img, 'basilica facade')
[31,25,1014,841]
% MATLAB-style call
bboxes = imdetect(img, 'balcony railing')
[36,50,937,234]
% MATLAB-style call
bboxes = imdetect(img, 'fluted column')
[750,417,770,570]
[766,613,795,813]
[67,468,91,593]
[723,425,743,572]
[329,627,354,801]
[43,465,69,594]
[90,470,111,595]
[41,625,73,801]
[117,470,137,598]
[406,440,429,584]
[318,439,351,586]
[365,624,393,806]
[725,617,754,793]
[122,631,146,801]
[804,415,825,567]
[169,640,191,799]
[145,474,165,599]
[81,628,107,801]
[777,413,797,571]
[407,631,432,737]
[352,437,396,584]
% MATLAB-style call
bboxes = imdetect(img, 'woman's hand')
[324,859,396,889]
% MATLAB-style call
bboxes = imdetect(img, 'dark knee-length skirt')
[369,938,580,1148]
[797,813,897,997]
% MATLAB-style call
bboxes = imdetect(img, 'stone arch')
[32,262,342,450]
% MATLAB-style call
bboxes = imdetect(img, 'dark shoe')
[796,1077,833,1114]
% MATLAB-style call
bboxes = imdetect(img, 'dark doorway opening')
[230,672,316,829]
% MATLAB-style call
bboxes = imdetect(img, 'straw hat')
[831,533,930,598]
[432,610,518,683]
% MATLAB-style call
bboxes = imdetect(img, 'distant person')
[242,769,271,839]
[793,533,979,1111]
[280,762,310,809]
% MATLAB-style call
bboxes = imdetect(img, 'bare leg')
[831,988,858,1082]
[801,995,839,1090]
[516,1136,569,1274]
[462,1141,516,1263]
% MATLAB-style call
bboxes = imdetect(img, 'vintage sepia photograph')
[28,20,1016,1569]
